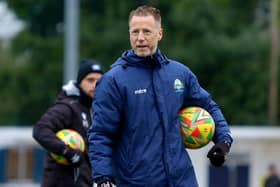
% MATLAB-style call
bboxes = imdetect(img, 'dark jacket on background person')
[265,176,280,187]
[33,81,93,187]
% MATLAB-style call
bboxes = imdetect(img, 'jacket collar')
[111,49,169,69]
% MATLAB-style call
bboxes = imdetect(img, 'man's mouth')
[136,45,148,50]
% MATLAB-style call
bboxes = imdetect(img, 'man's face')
[79,72,102,98]
[129,15,163,57]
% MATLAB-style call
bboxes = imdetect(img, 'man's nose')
[137,32,145,40]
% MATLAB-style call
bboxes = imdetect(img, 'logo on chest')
[174,79,184,93]
[134,88,147,95]
[81,112,89,128]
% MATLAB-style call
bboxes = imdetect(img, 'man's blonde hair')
[129,5,161,26]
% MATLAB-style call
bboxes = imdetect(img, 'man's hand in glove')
[93,177,116,187]
[63,146,83,167]
[97,181,115,187]
[207,141,231,167]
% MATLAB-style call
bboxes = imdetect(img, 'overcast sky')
[0,1,24,39]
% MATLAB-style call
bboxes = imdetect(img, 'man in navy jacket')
[88,5,233,187]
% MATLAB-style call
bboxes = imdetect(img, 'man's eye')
[131,30,139,35]
[143,31,152,35]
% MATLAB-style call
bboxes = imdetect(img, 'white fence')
[0,126,280,187]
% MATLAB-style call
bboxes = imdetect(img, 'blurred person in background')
[264,164,280,187]
[33,59,103,187]
[88,5,233,187]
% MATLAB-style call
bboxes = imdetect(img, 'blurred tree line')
[0,0,277,126]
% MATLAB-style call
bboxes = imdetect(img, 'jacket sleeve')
[88,74,123,182]
[33,103,73,155]
[184,69,233,144]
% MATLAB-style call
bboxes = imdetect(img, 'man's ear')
[158,28,163,41]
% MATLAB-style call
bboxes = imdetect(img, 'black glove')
[207,141,231,167]
[63,146,83,167]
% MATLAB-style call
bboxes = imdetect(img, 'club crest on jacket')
[81,112,89,128]
[174,79,184,93]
